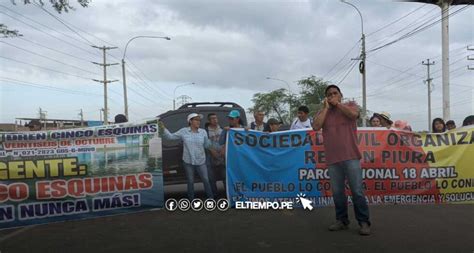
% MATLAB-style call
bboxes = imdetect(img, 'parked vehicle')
[158,102,247,185]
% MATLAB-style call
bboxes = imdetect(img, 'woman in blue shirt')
[160,113,213,200]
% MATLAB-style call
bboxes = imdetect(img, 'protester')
[369,114,382,127]
[218,110,245,189]
[114,114,128,123]
[27,119,42,131]
[290,105,312,130]
[205,113,224,196]
[267,118,281,133]
[446,120,456,130]
[462,115,474,127]
[375,112,393,129]
[219,110,244,146]
[313,84,371,236]
[250,110,268,131]
[432,118,446,133]
[394,120,412,131]
[160,113,213,200]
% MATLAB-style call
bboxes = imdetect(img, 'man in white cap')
[160,113,214,200]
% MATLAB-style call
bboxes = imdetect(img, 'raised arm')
[335,101,359,120]
[160,121,183,141]
[313,98,329,131]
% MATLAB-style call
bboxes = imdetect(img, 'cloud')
[0,0,472,130]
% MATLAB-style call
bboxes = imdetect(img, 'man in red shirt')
[313,85,371,236]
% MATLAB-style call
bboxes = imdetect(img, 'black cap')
[114,114,128,123]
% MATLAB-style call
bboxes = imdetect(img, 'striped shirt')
[163,127,211,165]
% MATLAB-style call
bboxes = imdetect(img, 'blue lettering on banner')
[92,193,141,211]
[226,129,323,206]
[0,205,15,223]
[18,200,89,220]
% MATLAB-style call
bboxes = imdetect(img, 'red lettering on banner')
[0,183,29,202]
[138,173,153,189]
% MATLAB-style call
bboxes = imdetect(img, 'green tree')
[248,88,291,125]
[297,76,368,126]
[296,75,330,116]
[250,76,370,127]
[16,0,90,13]
[1,0,90,37]
[0,24,22,38]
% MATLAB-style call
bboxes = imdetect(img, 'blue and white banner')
[226,127,474,207]
[226,128,324,206]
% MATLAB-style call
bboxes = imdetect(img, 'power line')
[107,51,174,101]
[33,2,96,46]
[368,69,472,114]
[366,4,428,37]
[0,55,94,80]
[367,5,439,46]
[363,46,467,96]
[0,40,99,75]
[0,77,101,96]
[367,59,424,79]
[401,97,472,117]
[368,6,471,53]
[124,56,173,99]
[12,3,174,104]
[0,7,99,57]
[327,55,359,83]
[321,39,360,80]
[337,60,359,86]
[2,4,177,115]
[30,5,118,47]
[366,52,470,97]
[17,37,94,63]
[123,60,173,100]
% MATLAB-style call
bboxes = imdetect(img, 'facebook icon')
[165,198,178,212]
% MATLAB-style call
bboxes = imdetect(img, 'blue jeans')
[206,154,218,196]
[328,159,370,226]
[183,162,214,200]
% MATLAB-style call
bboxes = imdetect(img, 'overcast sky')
[0,0,472,130]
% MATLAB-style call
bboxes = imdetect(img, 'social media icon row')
[165,198,229,212]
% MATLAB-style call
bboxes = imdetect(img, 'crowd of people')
[158,84,473,236]
[368,111,474,133]
[158,104,320,199]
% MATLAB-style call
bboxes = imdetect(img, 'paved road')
[0,196,473,253]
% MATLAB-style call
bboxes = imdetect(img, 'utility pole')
[440,0,450,121]
[122,36,171,119]
[422,59,435,131]
[79,109,84,127]
[401,1,474,122]
[92,46,119,125]
[99,108,104,123]
[361,33,367,126]
[341,0,366,126]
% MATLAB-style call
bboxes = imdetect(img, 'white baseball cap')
[187,113,203,123]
